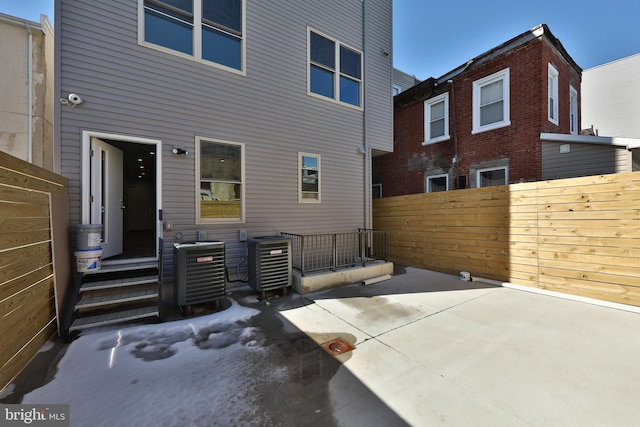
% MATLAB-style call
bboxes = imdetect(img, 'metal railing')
[281,229,386,276]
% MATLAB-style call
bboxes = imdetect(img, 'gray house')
[56,0,392,330]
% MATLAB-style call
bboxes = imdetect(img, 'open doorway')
[82,132,161,262]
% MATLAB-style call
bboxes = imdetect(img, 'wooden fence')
[373,171,640,307]
[0,151,69,390]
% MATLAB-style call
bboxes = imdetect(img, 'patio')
[3,266,640,426]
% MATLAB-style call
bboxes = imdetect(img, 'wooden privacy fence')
[373,171,640,307]
[0,151,69,390]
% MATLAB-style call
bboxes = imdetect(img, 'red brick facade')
[375,25,582,197]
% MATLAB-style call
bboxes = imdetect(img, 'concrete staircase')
[69,261,161,333]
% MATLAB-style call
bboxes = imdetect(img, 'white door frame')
[81,130,163,260]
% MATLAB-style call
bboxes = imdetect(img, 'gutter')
[26,22,33,163]
[362,0,371,229]
[540,132,640,150]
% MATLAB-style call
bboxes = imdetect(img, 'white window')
[548,63,559,124]
[425,174,449,193]
[308,28,362,108]
[424,93,449,144]
[140,0,245,73]
[477,166,508,188]
[472,68,510,133]
[570,85,578,134]
[196,137,245,223]
[299,152,321,203]
[393,85,401,96]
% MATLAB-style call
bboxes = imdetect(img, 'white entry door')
[91,138,124,258]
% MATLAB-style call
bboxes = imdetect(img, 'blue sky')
[2,0,638,80]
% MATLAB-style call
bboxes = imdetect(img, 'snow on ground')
[23,300,287,427]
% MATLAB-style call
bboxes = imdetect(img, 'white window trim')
[472,68,510,134]
[425,173,449,193]
[138,0,246,76]
[476,166,509,188]
[423,92,450,145]
[298,152,321,203]
[569,85,578,135]
[307,27,363,110]
[548,63,559,125]
[372,183,382,198]
[196,137,246,224]
[393,85,401,95]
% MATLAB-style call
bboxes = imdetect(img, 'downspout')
[26,22,34,163]
[363,0,371,229]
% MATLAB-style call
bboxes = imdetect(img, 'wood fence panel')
[374,171,640,307]
[0,150,68,391]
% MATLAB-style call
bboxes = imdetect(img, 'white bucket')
[459,271,471,281]
[75,249,102,272]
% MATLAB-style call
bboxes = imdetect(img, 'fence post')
[300,235,305,276]
[332,234,337,271]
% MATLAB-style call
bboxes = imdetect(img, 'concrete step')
[79,275,159,293]
[75,289,159,310]
[69,306,159,332]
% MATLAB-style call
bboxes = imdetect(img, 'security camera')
[67,93,83,105]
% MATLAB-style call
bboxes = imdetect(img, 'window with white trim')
[548,64,559,124]
[477,166,508,188]
[393,85,401,95]
[569,85,578,134]
[196,138,244,223]
[141,0,244,72]
[472,68,510,133]
[425,174,449,193]
[424,93,449,144]
[299,152,321,203]
[308,29,362,107]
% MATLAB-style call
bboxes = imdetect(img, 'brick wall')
[376,32,582,197]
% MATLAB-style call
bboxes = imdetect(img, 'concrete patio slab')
[3,266,640,426]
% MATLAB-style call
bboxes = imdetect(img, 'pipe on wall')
[26,22,33,163]
[362,0,371,230]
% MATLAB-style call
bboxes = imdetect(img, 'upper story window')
[569,85,578,134]
[424,93,449,144]
[548,63,559,125]
[393,85,401,95]
[308,29,362,108]
[299,152,321,203]
[197,137,245,223]
[141,0,244,73]
[472,68,510,134]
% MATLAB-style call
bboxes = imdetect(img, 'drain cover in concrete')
[321,338,356,356]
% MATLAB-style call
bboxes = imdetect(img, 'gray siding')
[393,68,421,94]
[58,1,392,278]
[542,142,632,180]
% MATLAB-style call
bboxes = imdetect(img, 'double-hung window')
[299,153,321,203]
[196,138,245,223]
[308,29,362,108]
[424,93,449,144]
[569,85,578,134]
[472,68,510,133]
[142,0,244,72]
[548,63,559,124]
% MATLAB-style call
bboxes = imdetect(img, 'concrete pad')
[288,268,640,426]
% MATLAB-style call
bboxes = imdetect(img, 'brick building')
[376,24,583,197]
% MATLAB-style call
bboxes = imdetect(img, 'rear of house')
[56,0,392,286]
[376,24,583,197]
